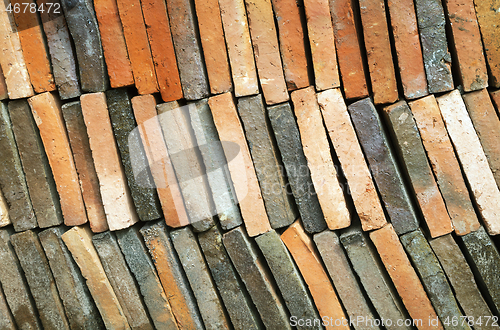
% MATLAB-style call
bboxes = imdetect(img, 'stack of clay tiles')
[2,0,500,328]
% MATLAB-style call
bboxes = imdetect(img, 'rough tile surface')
[409,95,480,235]
[10,230,70,330]
[81,92,139,231]
[437,90,500,235]
[218,0,259,96]
[189,100,242,230]
[39,227,103,330]
[171,227,231,330]
[106,89,162,222]
[60,0,108,92]
[282,221,348,329]
[0,189,10,228]
[318,89,386,231]
[61,101,109,233]
[383,101,453,238]
[8,100,63,229]
[0,285,15,330]
[474,0,500,87]
[62,226,130,329]
[303,0,340,91]
[237,95,297,229]
[267,102,326,233]
[209,93,271,237]
[29,92,87,227]
[141,221,204,330]
[198,226,261,330]
[348,98,419,235]
[291,87,350,230]
[0,102,36,231]
[224,226,291,329]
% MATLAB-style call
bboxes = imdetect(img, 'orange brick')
[271,0,311,90]
[80,93,139,231]
[445,0,488,91]
[61,102,109,233]
[291,87,350,230]
[208,93,271,237]
[0,66,7,100]
[131,95,189,228]
[245,0,289,105]
[0,2,34,99]
[94,0,134,88]
[329,0,369,99]
[218,0,259,97]
[437,90,500,235]
[370,224,443,330]
[61,226,129,329]
[142,0,183,102]
[359,0,398,104]
[11,0,55,93]
[28,92,87,227]
[116,0,158,95]
[318,88,386,231]
[281,220,349,330]
[303,0,340,91]
[463,89,500,188]
[472,0,500,88]
[387,0,428,99]
[194,0,232,94]
[409,95,480,236]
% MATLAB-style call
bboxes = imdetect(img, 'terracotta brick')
[473,0,500,88]
[131,95,189,228]
[208,93,271,237]
[318,89,386,231]
[291,87,350,230]
[383,101,453,238]
[37,0,81,100]
[116,0,158,95]
[271,0,310,90]
[0,3,34,99]
[94,0,134,88]
[28,92,87,227]
[0,190,9,228]
[80,93,139,231]
[445,0,488,91]
[281,220,349,330]
[218,0,259,96]
[329,0,369,99]
[303,0,340,91]
[166,0,209,101]
[463,89,500,188]
[359,0,398,104]
[61,226,130,329]
[314,230,379,328]
[60,0,108,92]
[141,0,183,102]
[157,101,215,232]
[9,100,63,229]
[194,0,232,94]
[244,0,289,104]
[140,221,204,330]
[491,89,500,114]
[414,0,454,94]
[0,66,8,100]
[437,90,500,235]
[11,0,55,93]
[0,102,36,231]
[370,224,443,330]
[61,102,108,233]
[409,95,480,236]
[387,0,428,99]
